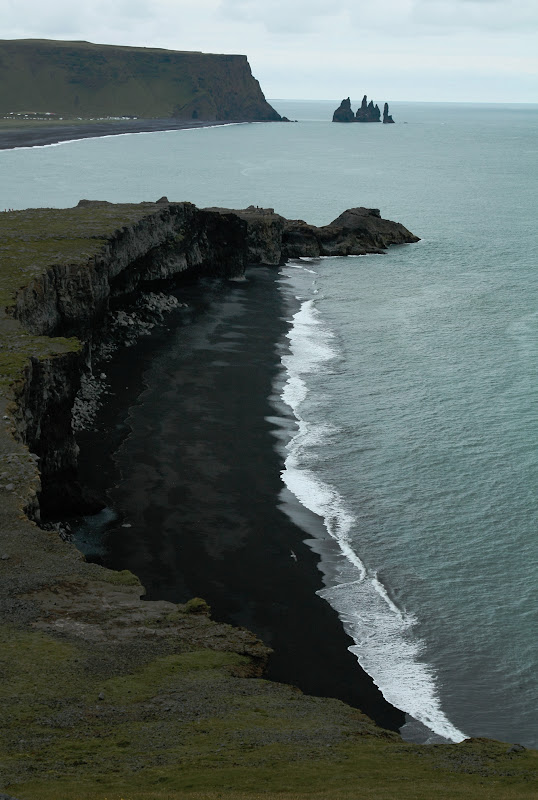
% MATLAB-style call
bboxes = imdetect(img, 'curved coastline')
[277,272,467,744]
[0,118,252,151]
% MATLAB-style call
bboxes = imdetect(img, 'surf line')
[276,266,467,743]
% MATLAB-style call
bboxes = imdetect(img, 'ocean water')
[1,99,537,746]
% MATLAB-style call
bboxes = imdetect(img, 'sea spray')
[277,264,467,743]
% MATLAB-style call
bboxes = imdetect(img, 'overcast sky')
[2,0,537,102]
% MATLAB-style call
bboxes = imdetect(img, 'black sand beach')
[74,267,405,732]
[0,118,241,150]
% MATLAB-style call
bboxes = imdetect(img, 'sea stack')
[332,97,356,122]
[332,95,394,123]
[383,102,395,124]
[355,95,381,122]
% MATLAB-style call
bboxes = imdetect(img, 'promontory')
[0,38,281,122]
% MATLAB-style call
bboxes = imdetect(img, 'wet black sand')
[75,268,405,732]
[0,118,241,150]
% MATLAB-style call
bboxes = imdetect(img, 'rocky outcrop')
[10,350,83,516]
[333,95,395,123]
[383,102,395,124]
[8,203,417,338]
[332,97,356,122]
[3,201,248,514]
[12,202,247,340]
[356,95,381,123]
[0,39,282,121]
[209,204,419,263]
[284,206,417,257]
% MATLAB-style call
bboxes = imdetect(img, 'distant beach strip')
[0,118,246,151]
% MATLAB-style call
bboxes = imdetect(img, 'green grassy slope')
[0,39,281,120]
[1,619,537,800]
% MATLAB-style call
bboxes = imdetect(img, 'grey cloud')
[217,0,345,34]
[2,0,157,40]
[410,0,538,32]
[218,0,538,36]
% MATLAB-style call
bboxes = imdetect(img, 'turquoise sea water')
[1,100,537,746]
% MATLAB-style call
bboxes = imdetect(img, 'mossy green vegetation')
[0,328,81,391]
[99,568,143,587]
[90,650,251,705]
[184,596,211,615]
[0,621,536,800]
[0,204,160,393]
[0,205,160,307]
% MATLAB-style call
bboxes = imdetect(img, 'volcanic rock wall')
[1,199,418,515]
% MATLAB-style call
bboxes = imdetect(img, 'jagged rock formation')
[383,102,395,124]
[0,38,282,121]
[333,95,395,123]
[332,97,356,122]
[214,204,419,262]
[356,95,381,122]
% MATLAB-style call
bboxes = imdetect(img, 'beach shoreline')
[73,266,405,733]
[0,117,249,150]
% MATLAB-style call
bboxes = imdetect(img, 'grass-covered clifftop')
[0,38,281,121]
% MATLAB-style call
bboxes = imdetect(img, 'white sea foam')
[278,281,467,744]
[281,300,336,381]
[287,262,318,273]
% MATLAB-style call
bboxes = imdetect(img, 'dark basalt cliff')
[2,200,418,516]
[210,204,419,262]
[0,38,281,121]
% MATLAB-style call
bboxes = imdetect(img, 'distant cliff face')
[0,39,281,121]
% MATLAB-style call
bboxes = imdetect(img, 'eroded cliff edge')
[2,200,418,514]
[1,203,535,799]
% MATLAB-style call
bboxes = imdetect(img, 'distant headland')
[333,95,395,123]
[0,38,282,122]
